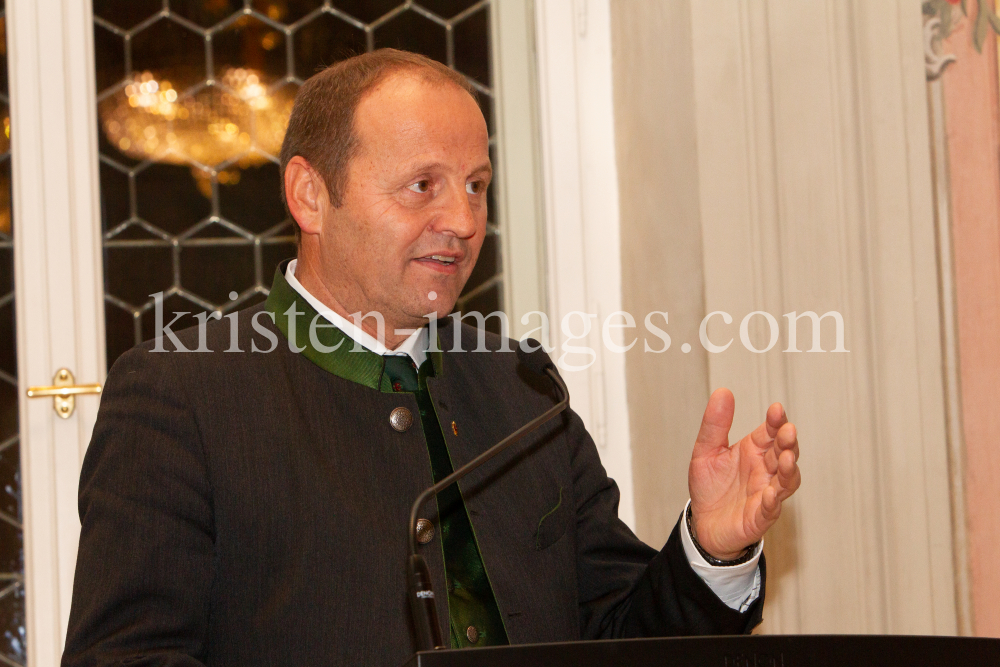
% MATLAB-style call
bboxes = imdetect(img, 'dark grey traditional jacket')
[62,281,764,667]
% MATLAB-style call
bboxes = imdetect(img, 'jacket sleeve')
[62,346,213,667]
[566,407,765,639]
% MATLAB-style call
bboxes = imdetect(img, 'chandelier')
[99,67,294,197]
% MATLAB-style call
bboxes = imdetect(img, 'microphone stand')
[406,365,569,652]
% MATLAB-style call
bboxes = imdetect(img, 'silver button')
[415,518,435,545]
[389,407,413,432]
[466,625,479,644]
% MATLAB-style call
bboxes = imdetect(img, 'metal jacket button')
[415,518,435,545]
[466,625,480,644]
[389,407,413,432]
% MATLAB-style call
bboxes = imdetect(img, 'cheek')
[466,227,488,266]
[350,209,411,268]
[389,209,434,250]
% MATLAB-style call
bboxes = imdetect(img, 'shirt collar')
[285,258,429,368]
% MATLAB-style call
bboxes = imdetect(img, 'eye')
[466,180,484,195]
[408,180,431,194]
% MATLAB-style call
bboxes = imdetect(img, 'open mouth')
[413,253,461,275]
[416,254,458,267]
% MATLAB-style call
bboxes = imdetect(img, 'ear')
[284,156,330,237]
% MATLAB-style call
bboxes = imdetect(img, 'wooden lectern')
[402,634,1000,666]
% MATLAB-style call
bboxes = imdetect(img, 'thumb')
[692,388,735,458]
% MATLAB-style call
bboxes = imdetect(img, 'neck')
[293,258,415,350]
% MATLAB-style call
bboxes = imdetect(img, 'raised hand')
[687,388,801,560]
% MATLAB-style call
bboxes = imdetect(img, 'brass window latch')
[26,368,102,419]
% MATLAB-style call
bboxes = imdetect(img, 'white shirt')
[285,260,761,612]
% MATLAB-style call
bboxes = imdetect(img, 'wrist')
[686,503,759,566]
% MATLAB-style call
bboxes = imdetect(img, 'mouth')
[413,253,461,274]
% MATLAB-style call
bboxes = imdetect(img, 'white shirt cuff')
[680,500,762,612]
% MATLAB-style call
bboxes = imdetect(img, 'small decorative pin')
[451,421,458,436]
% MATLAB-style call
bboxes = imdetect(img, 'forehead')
[352,72,488,163]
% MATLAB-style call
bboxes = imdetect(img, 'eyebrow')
[473,162,493,179]
[405,161,493,179]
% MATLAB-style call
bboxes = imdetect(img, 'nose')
[433,186,479,240]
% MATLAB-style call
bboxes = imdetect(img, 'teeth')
[429,255,455,264]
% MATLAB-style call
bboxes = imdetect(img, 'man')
[63,49,800,666]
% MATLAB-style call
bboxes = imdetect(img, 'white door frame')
[10,0,105,662]
[533,0,634,528]
[492,0,548,342]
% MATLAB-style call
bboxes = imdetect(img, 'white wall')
[610,0,959,634]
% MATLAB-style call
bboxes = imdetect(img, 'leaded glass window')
[0,1,26,664]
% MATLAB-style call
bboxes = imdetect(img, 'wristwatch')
[685,503,760,567]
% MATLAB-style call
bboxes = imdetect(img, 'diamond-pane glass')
[94,0,500,370]
[0,5,26,665]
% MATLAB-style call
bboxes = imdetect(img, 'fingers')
[759,428,801,527]
[692,388,735,458]
[765,402,786,438]
[760,485,781,522]
[772,446,801,502]
[759,458,800,526]
[776,422,799,461]
[748,412,801,535]
[750,403,787,450]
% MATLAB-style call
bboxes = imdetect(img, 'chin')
[398,294,447,322]
[420,298,458,322]
[428,303,457,322]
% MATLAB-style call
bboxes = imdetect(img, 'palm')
[687,389,800,560]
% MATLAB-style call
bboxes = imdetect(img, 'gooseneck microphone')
[406,346,570,652]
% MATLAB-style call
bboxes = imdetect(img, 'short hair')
[279,49,476,239]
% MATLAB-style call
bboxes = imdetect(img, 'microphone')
[406,344,570,652]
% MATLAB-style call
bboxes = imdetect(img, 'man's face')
[315,73,491,333]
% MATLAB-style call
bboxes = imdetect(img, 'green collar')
[265,260,443,390]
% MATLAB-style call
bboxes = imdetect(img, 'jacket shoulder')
[107,302,285,380]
